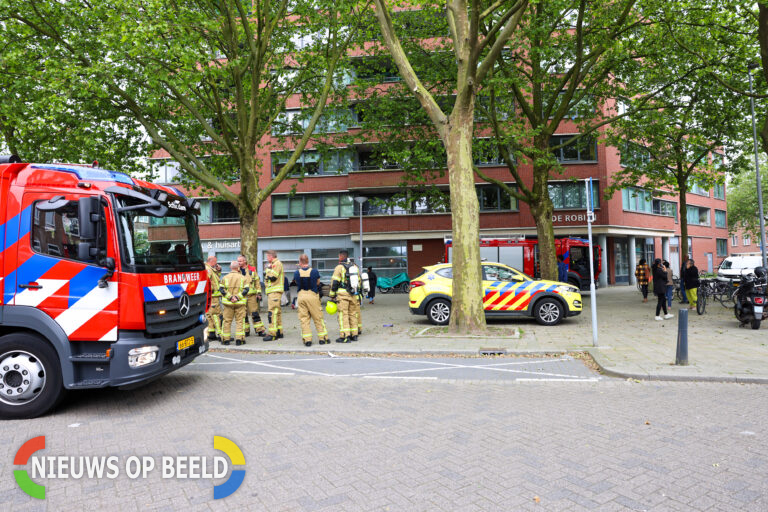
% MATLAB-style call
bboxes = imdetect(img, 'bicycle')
[696,279,720,315]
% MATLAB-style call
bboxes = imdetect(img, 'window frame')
[30,199,108,266]
[549,134,598,163]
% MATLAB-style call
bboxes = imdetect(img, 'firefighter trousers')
[348,294,361,336]
[222,304,246,341]
[297,290,327,342]
[267,292,282,335]
[246,294,265,334]
[335,293,354,339]
[207,297,222,338]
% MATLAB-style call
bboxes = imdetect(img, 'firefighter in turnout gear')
[347,258,364,341]
[205,256,223,341]
[329,250,356,343]
[294,253,328,346]
[220,261,248,345]
[237,255,266,336]
[263,249,284,341]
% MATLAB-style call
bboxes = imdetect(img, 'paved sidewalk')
[210,287,768,383]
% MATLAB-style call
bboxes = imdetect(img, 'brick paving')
[213,287,768,382]
[2,371,767,511]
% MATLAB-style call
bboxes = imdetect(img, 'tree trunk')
[445,112,486,334]
[678,182,689,264]
[240,208,259,268]
[530,163,558,281]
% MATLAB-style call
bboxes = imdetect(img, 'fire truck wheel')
[0,333,65,420]
[534,298,564,326]
[427,299,451,325]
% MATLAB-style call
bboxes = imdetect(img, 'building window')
[477,185,517,211]
[714,182,725,200]
[273,193,353,219]
[688,179,709,196]
[622,187,651,213]
[715,210,726,228]
[744,235,751,246]
[272,149,353,177]
[732,234,739,246]
[652,199,678,220]
[686,206,710,226]
[716,239,728,257]
[362,243,408,278]
[620,141,652,168]
[212,201,240,223]
[311,247,356,281]
[549,181,600,210]
[356,148,403,171]
[549,135,597,163]
[473,139,512,167]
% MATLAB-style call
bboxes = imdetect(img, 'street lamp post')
[354,196,368,270]
[748,63,768,268]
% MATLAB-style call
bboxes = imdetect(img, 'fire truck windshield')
[113,193,204,272]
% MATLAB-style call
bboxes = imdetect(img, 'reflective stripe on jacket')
[265,259,284,294]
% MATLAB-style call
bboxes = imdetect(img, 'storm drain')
[479,348,507,356]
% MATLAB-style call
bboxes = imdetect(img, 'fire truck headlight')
[128,346,159,368]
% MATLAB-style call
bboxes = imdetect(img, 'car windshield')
[720,259,733,270]
[113,191,203,272]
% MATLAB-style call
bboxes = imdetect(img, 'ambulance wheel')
[534,298,564,326]
[0,333,65,419]
[427,299,451,325]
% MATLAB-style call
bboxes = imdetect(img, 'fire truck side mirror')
[78,196,101,240]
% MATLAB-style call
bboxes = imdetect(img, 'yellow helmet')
[325,301,338,315]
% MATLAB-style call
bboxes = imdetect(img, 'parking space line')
[205,353,336,377]
[230,371,295,376]
[363,376,438,380]
[516,377,600,382]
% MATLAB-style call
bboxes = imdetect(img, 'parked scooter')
[734,267,768,330]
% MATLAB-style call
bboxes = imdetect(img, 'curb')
[585,348,768,385]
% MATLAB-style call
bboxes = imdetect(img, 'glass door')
[614,240,629,284]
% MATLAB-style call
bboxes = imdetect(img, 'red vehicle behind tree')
[445,237,601,290]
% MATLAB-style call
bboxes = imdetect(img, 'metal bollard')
[675,308,688,365]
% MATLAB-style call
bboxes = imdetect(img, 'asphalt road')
[186,352,601,382]
[3,361,767,511]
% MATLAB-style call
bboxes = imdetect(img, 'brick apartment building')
[149,131,730,286]
[146,33,731,286]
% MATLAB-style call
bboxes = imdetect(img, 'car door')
[482,264,531,312]
[12,192,118,341]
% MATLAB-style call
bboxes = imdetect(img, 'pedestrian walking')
[635,258,651,302]
[682,258,700,310]
[237,255,265,337]
[329,250,355,343]
[294,254,329,346]
[262,250,285,341]
[220,261,248,345]
[663,260,675,308]
[557,254,568,283]
[679,257,689,304]
[205,256,223,341]
[651,258,673,321]
[367,267,377,304]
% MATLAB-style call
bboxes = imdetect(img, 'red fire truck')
[445,236,602,290]
[0,156,209,418]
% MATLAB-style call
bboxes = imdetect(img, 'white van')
[717,256,764,281]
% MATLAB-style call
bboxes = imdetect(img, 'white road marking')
[230,371,295,376]
[516,378,599,382]
[363,376,437,380]
[205,353,335,377]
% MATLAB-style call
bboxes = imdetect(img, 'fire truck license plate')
[177,336,195,351]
